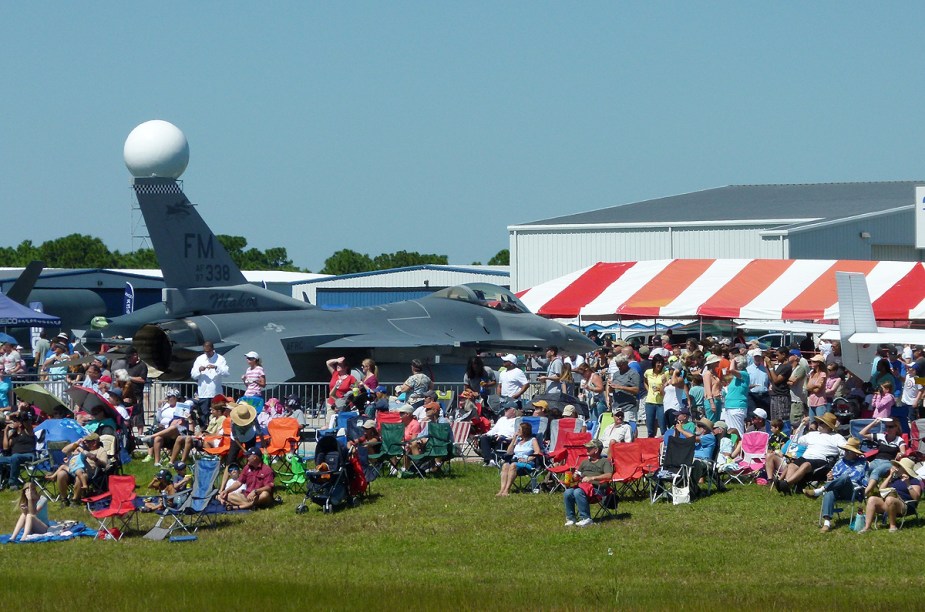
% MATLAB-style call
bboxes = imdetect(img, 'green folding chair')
[368,423,406,477]
[408,422,455,477]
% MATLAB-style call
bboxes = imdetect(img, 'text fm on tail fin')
[133,177,247,289]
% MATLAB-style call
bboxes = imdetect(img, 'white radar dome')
[123,120,190,179]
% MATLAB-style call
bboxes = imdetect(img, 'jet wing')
[220,334,294,382]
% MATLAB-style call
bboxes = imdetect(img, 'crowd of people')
[3,327,925,537]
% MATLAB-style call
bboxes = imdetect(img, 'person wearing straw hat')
[226,401,259,467]
[803,437,868,532]
[858,457,922,533]
[774,413,845,495]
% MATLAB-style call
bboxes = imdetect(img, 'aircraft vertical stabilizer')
[133,177,247,289]
[836,271,878,378]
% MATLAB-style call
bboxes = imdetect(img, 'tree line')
[0,234,510,274]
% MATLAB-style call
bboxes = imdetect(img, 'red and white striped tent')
[516,259,925,321]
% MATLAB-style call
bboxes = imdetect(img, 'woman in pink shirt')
[870,381,896,420]
[806,356,828,418]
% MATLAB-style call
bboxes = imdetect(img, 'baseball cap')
[501,354,518,365]
[789,349,802,357]
[245,351,260,360]
[752,408,768,420]
[245,447,261,457]
[583,439,604,451]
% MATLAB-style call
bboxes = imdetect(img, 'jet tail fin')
[7,260,44,304]
[836,271,878,379]
[133,178,248,289]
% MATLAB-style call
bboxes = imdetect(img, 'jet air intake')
[134,320,206,381]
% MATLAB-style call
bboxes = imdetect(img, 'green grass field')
[0,459,922,611]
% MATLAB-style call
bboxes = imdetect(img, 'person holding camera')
[46,433,108,505]
[0,412,37,491]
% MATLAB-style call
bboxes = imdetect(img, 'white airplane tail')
[836,271,878,379]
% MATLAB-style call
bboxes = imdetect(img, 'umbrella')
[66,386,121,425]
[14,384,70,416]
[528,392,591,418]
[0,332,17,345]
[35,418,88,443]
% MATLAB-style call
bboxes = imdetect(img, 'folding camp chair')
[408,422,455,477]
[545,431,592,494]
[264,417,301,475]
[548,417,581,452]
[85,474,142,540]
[368,423,405,477]
[436,390,454,415]
[278,453,308,493]
[450,420,472,462]
[609,441,646,498]
[375,410,402,429]
[725,431,770,486]
[649,435,695,504]
[637,437,662,477]
[203,418,232,459]
[595,413,615,442]
[144,458,223,540]
[910,419,925,460]
[850,419,882,452]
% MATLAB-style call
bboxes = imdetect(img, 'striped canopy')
[517,259,925,321]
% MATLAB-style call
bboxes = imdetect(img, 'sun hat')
[752,408,768,420]
[704,354,721,366]
[398,404,414,415]
[230,402,257,426]
[891,457,918,478]
[697,418,714,430]
[244,351,259,360]
[713,420,728,432]
[839,437,864,455]
[562,405,577,417]
[814,412,838,430]
[501,354,518,365]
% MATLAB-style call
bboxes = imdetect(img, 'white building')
[292,265,509,308]
[508,182,922,291]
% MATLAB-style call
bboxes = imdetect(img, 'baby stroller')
[296,434,356,514]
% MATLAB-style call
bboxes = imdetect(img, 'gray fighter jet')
[90,177,596,381]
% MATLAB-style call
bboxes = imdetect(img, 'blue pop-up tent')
[0,293,60,326]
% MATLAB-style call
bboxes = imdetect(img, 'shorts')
[792,457,829,472]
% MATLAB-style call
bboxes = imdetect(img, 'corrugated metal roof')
[512,182,921,228]
[294,265,509,285]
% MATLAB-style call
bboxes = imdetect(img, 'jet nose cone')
[562,325,598,353]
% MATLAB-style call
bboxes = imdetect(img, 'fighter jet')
[90,177,596,381]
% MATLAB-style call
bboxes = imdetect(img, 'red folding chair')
[85,474,141,540]
[546,431,592,494]
[609,441,646,498]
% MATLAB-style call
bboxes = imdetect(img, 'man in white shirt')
[497,354,529,412]
[478,404,517,467]
[190,341,229,429]
[775,413,845,494]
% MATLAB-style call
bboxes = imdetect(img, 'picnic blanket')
[0,521,98,544]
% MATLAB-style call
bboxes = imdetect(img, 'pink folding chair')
[727,430,770,485]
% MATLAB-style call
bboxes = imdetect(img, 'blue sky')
[1,4,923,272]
